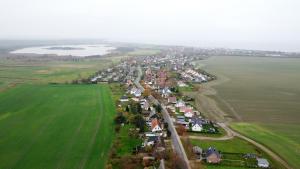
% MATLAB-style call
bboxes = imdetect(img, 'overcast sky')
[0,0,299,51]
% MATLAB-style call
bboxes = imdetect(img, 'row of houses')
[90,62,137,83]
[118,80,170,168]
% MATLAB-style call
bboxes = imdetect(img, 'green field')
[127,49,161,56]
[231,123,300,169]
[0,84,116,169]
[196,56,300,168]
[189,138,280,169]
[0,56,122,92]
[190,138,258,154]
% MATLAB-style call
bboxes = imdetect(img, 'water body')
[10,44,115,57]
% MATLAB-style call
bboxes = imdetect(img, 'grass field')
[190,138,258,154]
[0,56,122,92]
[127,49,161,56]
[195,56,300,168]
[188,137,281,169]
[0,84,116,169]
[231,123,300,169]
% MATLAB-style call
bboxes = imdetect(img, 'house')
[175,100,185,108]
[144,136,159,146]
[206,147,221,164]
[192,146,203,155]
[184,108,194,118]
[177,81,187,87]
[120,96,129,102]
[134,89,142,97]
[130,87,142,97]
[161,87,172,98]
[142,101,150,110]
[168,96,177,104]
[257,158,269,168]
[191,117,204,132]
[151,118,162,132]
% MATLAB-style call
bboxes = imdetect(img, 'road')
[135,65,191,169]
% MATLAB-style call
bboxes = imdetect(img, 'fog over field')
[0,0,300,52]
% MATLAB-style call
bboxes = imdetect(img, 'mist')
[1,0,300,51]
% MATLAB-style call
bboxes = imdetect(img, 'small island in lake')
[45,47,85,50]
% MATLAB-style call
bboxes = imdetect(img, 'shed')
[257,158,269,168]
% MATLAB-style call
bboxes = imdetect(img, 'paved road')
[135,66,191,169]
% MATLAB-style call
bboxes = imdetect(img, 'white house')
[191,118,203,132]
[120,96,129,102]
[184,111,194,118]
[161,87,172,98]
[151,118,162,132]
[175,100,185,108]
[192,123,203,132]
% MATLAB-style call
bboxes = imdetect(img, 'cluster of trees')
[114,101,146,133]
[152,104,162,113]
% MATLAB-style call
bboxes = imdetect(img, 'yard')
[0,84,116,169]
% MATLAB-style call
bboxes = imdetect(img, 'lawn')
[190,138,258,154]
[114,124,143,156]
[231,123,300,169]
[0,84,116,169]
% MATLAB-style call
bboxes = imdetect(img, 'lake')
[10,44,115,57]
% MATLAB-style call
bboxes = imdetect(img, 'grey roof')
[120,95,128,99]
[191,117,204,126]
[148,136,159,142]
[206,147,221,158]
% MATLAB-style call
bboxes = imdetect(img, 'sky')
[0,0,300,51]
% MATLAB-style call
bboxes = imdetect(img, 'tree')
[143,88,151,97]
[131,114,146,132]
[155,104,162,113]
[114,113,126,124]
[177,125,186,136]
[136,103,142,114]
[125,105,130,112]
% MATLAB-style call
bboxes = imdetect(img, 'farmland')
[0,56,123,92]
[195,56,300,168]
[0,84,116,169]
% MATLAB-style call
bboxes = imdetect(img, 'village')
[90,47,272,169]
